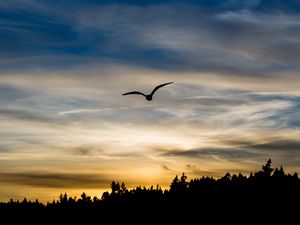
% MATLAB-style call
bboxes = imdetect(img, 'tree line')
[0,159,299,222]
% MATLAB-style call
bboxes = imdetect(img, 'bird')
[122,82,173,101]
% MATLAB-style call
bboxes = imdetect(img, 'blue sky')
[0,0,300,201]
[2,0,300,72]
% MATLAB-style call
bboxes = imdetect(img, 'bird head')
[146,95,152,101]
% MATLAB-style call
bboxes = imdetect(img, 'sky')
[0,0,300,202]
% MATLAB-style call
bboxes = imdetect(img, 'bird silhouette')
[122,82,173,101]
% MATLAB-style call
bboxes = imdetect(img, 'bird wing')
[150,82,173,96]
[122,91,146,96]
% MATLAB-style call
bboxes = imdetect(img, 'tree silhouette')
[262,158,274,177]
[1,159,299,223]
[170,173,188,193]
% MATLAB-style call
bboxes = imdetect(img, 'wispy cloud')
[159,138,300,166]
[1,1,300,74]
[0,172,111,188]
[162,164,171,171]
[160,148,262,161]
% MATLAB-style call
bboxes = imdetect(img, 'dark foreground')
[1,159,299,223]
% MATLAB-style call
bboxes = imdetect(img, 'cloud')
[0,85,33,102]
[0,109,55,124]
[160,138,300,166]
[185,164,213,176]
[1,1,300,75]
[252,0,300,14]
[161,148,261,161]
[249,140,300,152]
[0,172,111,188]
[162,164,171,171]
[71,3,300,75]
[75,146,93,156]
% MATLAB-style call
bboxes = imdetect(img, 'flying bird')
[122,82,173,101]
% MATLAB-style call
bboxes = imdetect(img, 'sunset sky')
[1,0,300,202]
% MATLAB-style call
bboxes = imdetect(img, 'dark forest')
[1,159,299,223]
